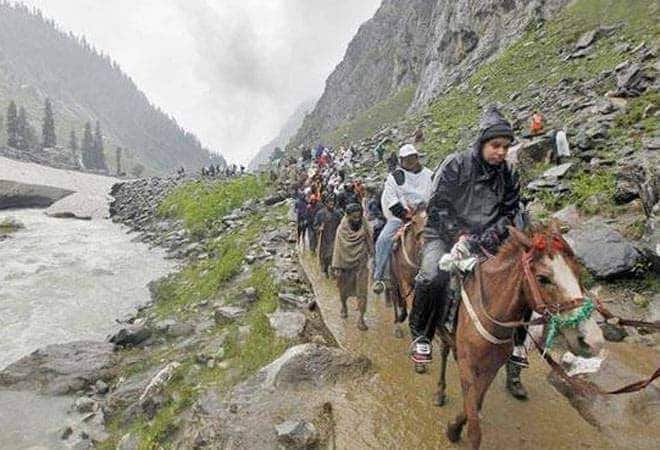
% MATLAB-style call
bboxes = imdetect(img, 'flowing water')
[301,253,616,450]
[0,209,175,369]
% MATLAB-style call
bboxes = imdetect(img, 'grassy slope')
[325,0,657,217]
[319,85,417,148]
[100,177,292,449]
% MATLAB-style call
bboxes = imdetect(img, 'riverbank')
[1,175,363,449]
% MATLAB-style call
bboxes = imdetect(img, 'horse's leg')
[455,362,499,449]
[433,338,450,407]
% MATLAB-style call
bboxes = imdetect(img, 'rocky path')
[300,252,614,450]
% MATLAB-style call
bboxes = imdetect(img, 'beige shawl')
[332,217,373,269]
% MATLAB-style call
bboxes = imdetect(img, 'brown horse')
[386,205,427,339]
[435,223,604,449]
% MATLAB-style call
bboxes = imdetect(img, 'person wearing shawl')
[332,203,374,331]
[314,196,343,277]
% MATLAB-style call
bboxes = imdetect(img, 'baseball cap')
[399,144,420,158]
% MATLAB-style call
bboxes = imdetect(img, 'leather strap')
[461,285,512,345]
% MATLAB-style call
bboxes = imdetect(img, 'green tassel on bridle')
[544,297,595,351]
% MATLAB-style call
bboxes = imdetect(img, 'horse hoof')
[433,392,446,407]
[394,328,404,339]
[446,424,462,443]
[414,363,427,374]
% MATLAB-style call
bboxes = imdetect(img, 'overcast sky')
[19,0,380,164]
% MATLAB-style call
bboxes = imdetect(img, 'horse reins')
[462,245,659,396]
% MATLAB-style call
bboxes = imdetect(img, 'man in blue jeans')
[372,144,433,294]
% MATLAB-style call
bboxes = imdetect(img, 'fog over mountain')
[18,0,380,164]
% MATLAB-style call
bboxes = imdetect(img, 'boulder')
[552,204,582,229]
[0,341,116,395]
[268,311,307,339]
[213,306,247,325]
[275,420,319,449]
[108,323,151,347]
[600,323,628,342]
[565,224,644,278]
[542,162,574,179]
[517,136,552,164]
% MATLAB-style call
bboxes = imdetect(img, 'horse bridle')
[521,246,586,317]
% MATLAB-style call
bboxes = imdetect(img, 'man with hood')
[314,196,343,277]
[409,106,529,400]
[332,203,374,331]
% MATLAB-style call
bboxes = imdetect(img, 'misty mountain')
[248,99,316,171]
[0,2,224,174]
[291,0,569,147]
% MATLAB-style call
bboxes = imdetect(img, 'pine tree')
[6,101,18,148]
[16,106,28,150]
[69,129,78,162]
[115,147,122,176]
[41,98,56,148]
[93,121,107,171]
[81,122,94,169]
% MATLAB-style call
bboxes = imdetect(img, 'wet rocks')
[565,223,644,278]
[613,63,653,97]
[213,306,247,325]
[552,204,581,229]
[267,344,371,389]
[275,420,320,449]
[107,323,152,348]
[268,310,307,339]
[0,341,116,395]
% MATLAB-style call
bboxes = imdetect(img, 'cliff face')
[291,0,570,147]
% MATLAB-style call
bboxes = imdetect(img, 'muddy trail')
[300,252,616,450]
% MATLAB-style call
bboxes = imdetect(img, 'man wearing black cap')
[409,106,529,400]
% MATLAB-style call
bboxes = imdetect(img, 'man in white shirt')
[373,144,433,293]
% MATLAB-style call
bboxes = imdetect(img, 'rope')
[543,297,595,351]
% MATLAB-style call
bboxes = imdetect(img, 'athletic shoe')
[411,338,432,364]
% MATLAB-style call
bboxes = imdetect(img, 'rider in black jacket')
[410,106,529,399]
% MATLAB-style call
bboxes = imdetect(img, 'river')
[0,209,175,370]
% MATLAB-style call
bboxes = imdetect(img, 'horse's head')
[508,223,604,357]
[408,202,427,240]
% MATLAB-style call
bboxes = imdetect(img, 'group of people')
[288,106,531,399]
[201,163,245,178]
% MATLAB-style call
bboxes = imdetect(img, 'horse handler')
[332,203,374,331]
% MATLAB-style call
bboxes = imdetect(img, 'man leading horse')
[409,105,531,399]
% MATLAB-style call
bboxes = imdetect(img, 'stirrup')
[509,354,529,368]
[372,280,385,294]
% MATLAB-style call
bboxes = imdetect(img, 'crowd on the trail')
[281,106,565,400]
[199,163,245,178]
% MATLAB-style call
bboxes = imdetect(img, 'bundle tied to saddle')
[332,217,372,269]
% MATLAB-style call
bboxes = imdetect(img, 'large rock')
[107,323,152,348]
[0,179,73,209]
[565,224,644,278]
[0,341,116,395]
[268,311,307,339]
[275,420,319,449]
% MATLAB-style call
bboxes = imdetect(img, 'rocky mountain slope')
[0,3,224,174]
[290,0,658,320]
[248,99,315,171]
[290,0,570,147]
